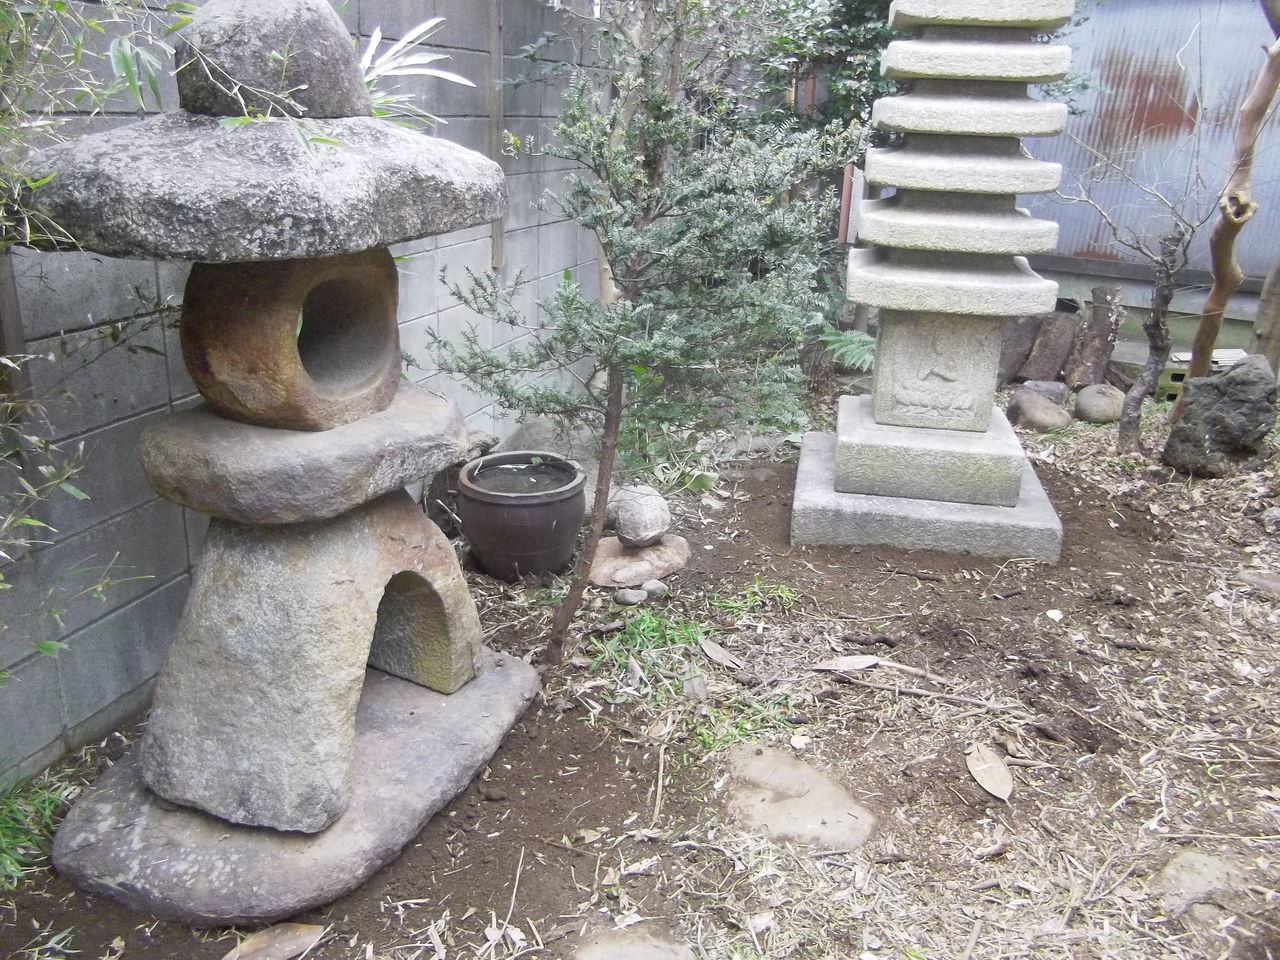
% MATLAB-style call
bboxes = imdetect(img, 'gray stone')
[1261,507,1280,534]
[606,484,671,547]
[641,579,669,599]
[725,746,875,850]
[30,114,506,261]
[864,139,1063,196]
[791,432,1062,562]
[882,37,1071,83]
[141,384,472,524]
[613,588,648,606]
[891,0,1073,30]
[1074,383,1125,424]
[176,0,371,120]
[872,311,1003,432]
[1017,311,1079,382]
[835,395,1024,507]
[140,490,483,833]
[875,91,1067,138]
[53,653,539,927]
[1020,379,1070,404]
[1007,388,1071,432]
[589,535,691,588]
[860,193,1058,256]
[998,314,1044,385]
[577,928,696,960]
[1162,356,1277,478]
[847,247,1058,316]
[1240,569,1280,600]
[1154,851,1248,916]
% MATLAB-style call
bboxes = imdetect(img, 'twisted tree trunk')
[1117,233,1182,454]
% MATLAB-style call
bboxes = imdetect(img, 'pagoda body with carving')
[792,0,1071,560]
[34,0,535,926]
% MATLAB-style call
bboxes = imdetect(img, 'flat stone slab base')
[792,432,1061,561]
[52,651,539,927]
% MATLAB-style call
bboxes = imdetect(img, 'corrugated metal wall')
[1024,0,1280,278]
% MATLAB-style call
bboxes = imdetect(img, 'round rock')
[28,114,506,261]
[1007,387,1071,432]
[1074,382,1125,423]
[641,579,669,599]
[613,588,648,606]
[176,0,372,119]
[140,384,471,524]
[606,484,671,547]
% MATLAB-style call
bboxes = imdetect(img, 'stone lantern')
[34,0,537,925]
[792,0,1071,561]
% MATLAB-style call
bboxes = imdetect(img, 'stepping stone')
[725,745,875,850]
[577,928,696,960]
[589,535,690,588]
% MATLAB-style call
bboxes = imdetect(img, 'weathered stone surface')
[180,249,400,430]
[141,384,471,524]
[1017,311,1079,381]
[641,579,669,599]
[1064,286,1122,387]
[848,248,1058,316]
[53,653,539,927]
[1154,851,1248,916]
[177,0,371,119]
[836,395,1024,507]
[791,433,1062,561]
[864,139,1063,195]
[606,484,671,547]
[724,746,875,850]
[1020,379,1070,404]
[872,312,1002,432]
[882,38,1071,83]
[1074,383,1125,424]
[998,314,1045,385]
[1007,388,1071,432]
[577,928,697,960]
[1162,356,1277,478]
[891,0,1074,30]
[875,91,1067,138]
[29,115,507,261]
[1241,569,1280,599]
[860,193,1058,256]
[590,536,691,588]
[140,490,483,833]
[614,588,648,606]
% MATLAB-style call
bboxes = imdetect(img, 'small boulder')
[1074,383,1125,424]
[1007,389,1071,432]
[1162,355,1277,478]
[1020,379,1070,404]
[590,536,690,588]
[641,579,669,600]
[606,484,671,548]
[613,588,648,606]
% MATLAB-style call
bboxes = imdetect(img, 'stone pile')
[591,484,690,592]
[792,0,1072,560]
[38,0,536,926]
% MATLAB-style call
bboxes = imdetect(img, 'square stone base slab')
[51,650,539,928]
[793,432,1061,561]
[835,395,1024,507]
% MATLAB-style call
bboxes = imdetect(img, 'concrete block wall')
[0,0,600,787]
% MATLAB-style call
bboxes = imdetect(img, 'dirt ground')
[2,410,1279,960]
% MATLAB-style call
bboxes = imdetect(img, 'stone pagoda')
[33,0,537,926]
[792,0,1071,561]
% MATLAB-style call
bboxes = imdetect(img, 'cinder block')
[396,245,439,322]
[331,0,359,35]
[0,738,65,793]
[503,226,540,281]
[56,575,187,731]
[63,680,154,773]
[161,308,198,403]
[438,236,494,290]
[1,554,43,671]
[437,116,492,157]
[502,0,545,56]
[0,652,65,779]
[423,49,491,117]
[437,302,490,350]
[399,314,438,378]
[504,173,545,232]
[503,57,543,117]
[183,508,210,567]
[26,321,170,440]
[12,248,160,340]
[539,220,581,277]
[33,409,168,542]
[34,498,188,642]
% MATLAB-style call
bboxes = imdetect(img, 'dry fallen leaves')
[965,743,1014,802]
[219,924,327,960]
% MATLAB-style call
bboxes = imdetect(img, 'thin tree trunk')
[1249,257,1280,375]
[546,363,624,664]
[1172,35,1280,421]
[1118,235,1182,454]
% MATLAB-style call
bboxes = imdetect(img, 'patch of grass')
[587,611,704,708]
[0,768,81,889]
[710,578,802,616]
[689,699,794,753]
